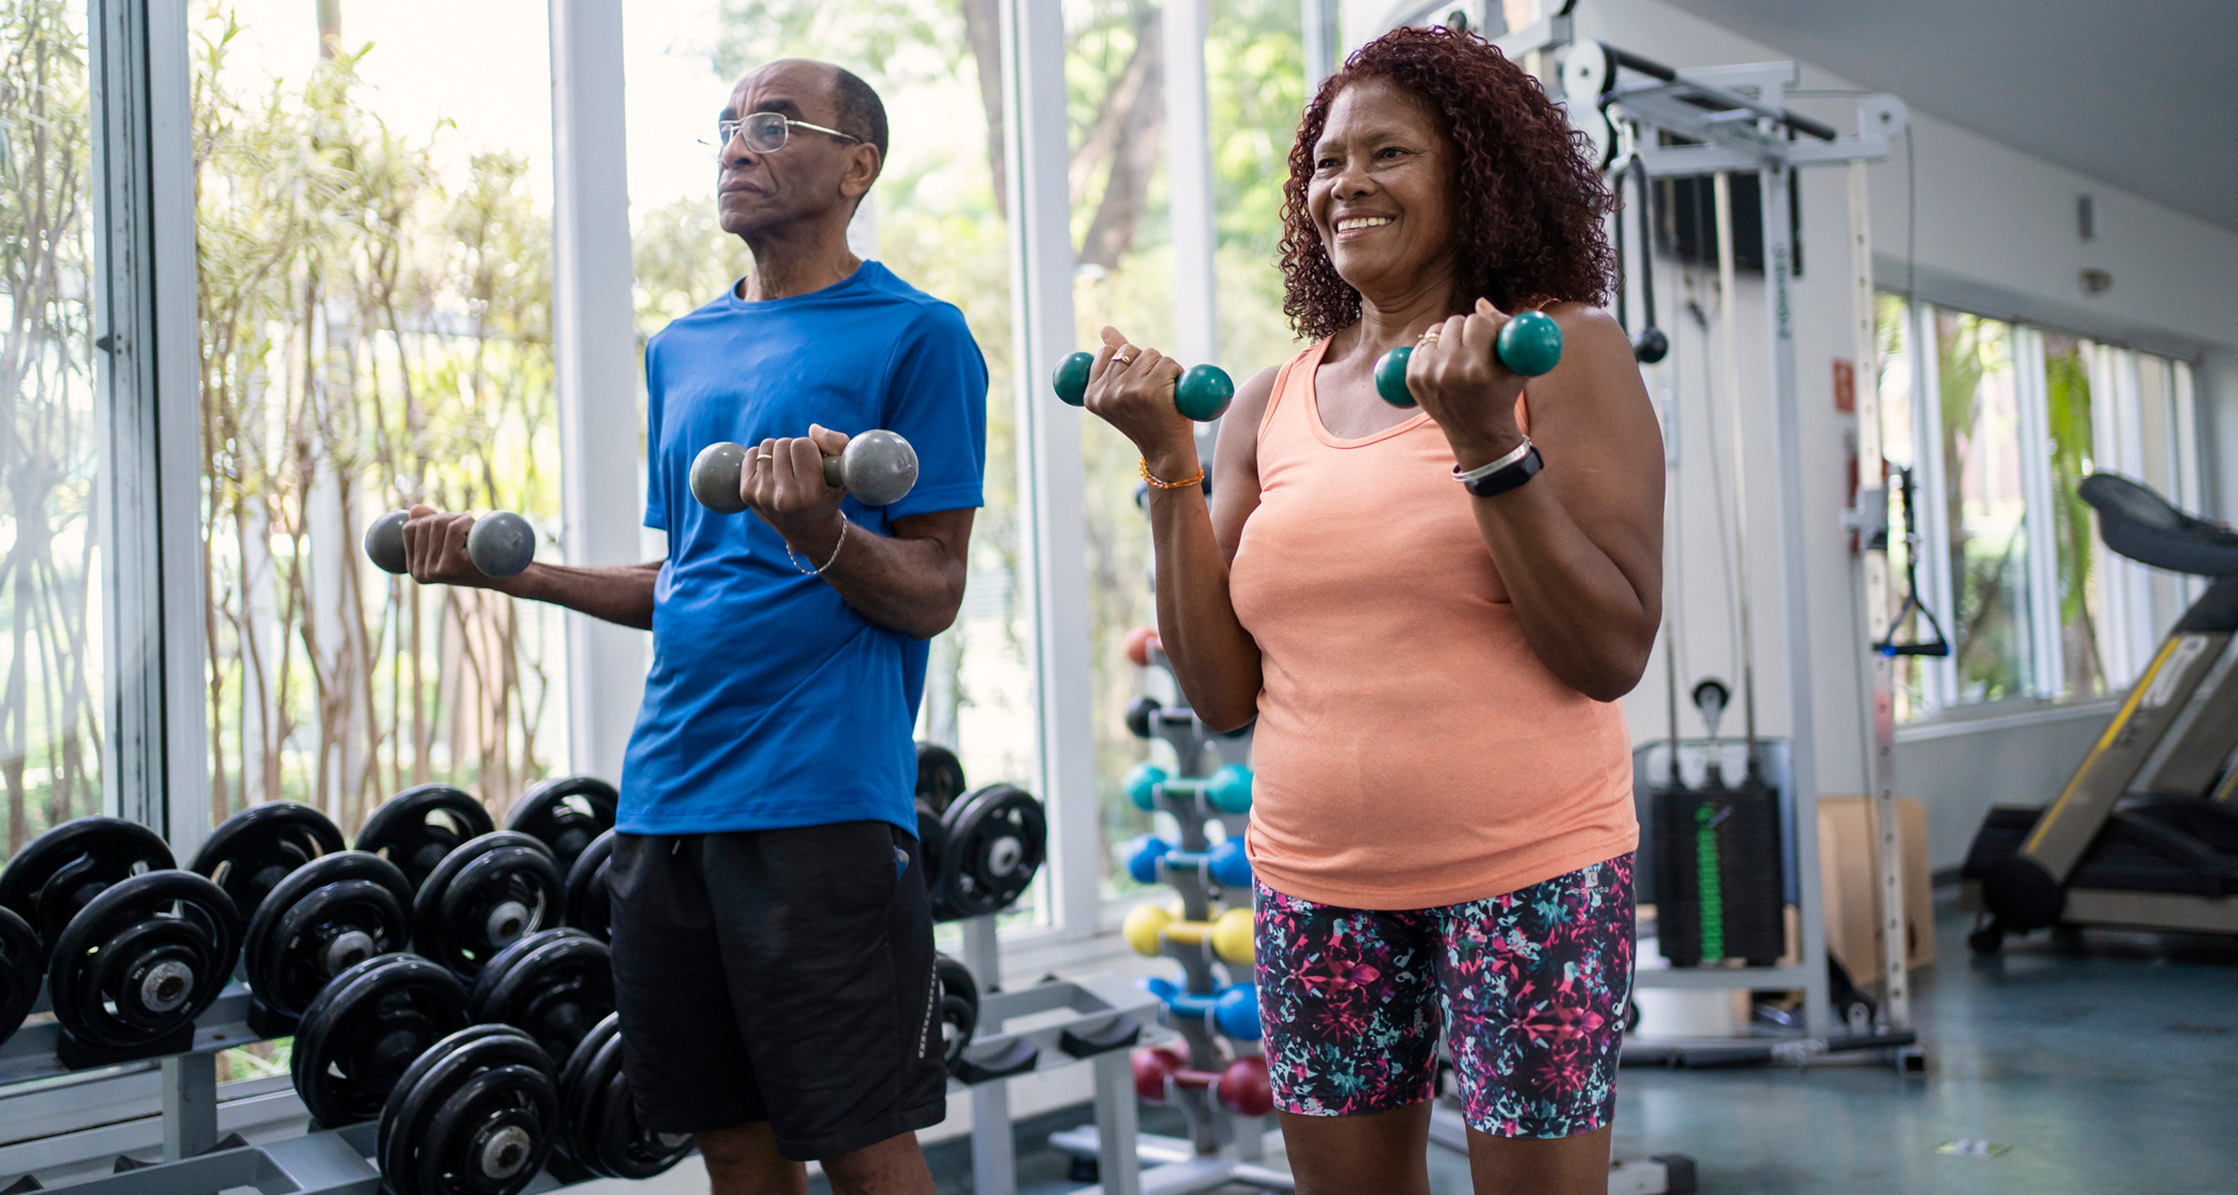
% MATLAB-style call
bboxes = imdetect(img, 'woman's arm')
[1082,328,1271,732]
[1408,301,1664,701]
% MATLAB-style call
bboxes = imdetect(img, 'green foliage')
[193,7,562,831]
[2043,334,2100,695]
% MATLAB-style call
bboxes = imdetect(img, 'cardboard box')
[1817,795,1934,982]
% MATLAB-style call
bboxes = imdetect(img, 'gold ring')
[1418,329,1442,344]
[755,453,774,462]
[1112,351,1136,367]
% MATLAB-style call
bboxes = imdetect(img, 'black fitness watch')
[1454,440,1544,498]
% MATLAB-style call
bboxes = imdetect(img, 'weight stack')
[1651,777,1786,968]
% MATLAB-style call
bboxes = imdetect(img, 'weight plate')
[914,743,967,816]
[47,869,239,1050]
[503,777,617,876]
[292,953,471,1128]
[0,906,40,1046]
[469,928,614,1064]
[244,851,413,1021]
[561,831,614,943]
[191,802,347,923]
[0,817,174,950]
[356,785,495,893]
[379,1025,558,1195]
[934,952,978,1075]
[937,784,1046,919]
[412,832,562,980]
[559,1013,689,1179]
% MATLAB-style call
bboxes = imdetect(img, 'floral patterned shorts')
[1254,854,1634,1139]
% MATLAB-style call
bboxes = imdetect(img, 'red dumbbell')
[1131,1047,1274,1118]
[1124,626,1162,668]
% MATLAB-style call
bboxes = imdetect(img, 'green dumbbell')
[363,509,537,579]
[1053,352,1235,422]
[1124,762,1253,815]
[688,429,920,512]
[1374,310,1564,408]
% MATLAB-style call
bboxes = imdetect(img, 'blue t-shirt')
[620,261,987,836]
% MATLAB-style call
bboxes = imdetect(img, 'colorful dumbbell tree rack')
[1052,629,1285,1191]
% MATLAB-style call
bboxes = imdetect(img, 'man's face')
[715,61,871,240]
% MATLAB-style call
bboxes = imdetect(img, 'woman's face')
[1306,77,1457,301]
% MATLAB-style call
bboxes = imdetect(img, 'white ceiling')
[1654,0,2238,234]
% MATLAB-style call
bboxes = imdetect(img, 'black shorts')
[608,821,946,1160]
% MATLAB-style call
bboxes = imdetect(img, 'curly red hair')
[1278,25,1616,340]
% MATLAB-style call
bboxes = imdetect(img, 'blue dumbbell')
[1123,763,1254,814]
[1125,835,1253,889]
[1144,975,1261,1041]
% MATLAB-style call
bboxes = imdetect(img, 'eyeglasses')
[704,111,862,158]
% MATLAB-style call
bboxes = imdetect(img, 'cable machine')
[1494,8,1923,1060]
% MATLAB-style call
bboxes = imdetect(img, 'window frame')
[1883,292,2210,723]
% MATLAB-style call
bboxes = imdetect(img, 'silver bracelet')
[1453,435,1534,483]
[787,516,850,576]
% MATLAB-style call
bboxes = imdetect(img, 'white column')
[1759,164,1831,1039]
[549,0,647,782]
[1302,0,1341,86]
[1002,0,1100,937]
[1164,0,1219,370]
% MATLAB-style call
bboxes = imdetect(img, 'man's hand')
[402,505,507,591]
[741,423,851,564]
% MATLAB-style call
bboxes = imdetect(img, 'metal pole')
[1848,162,1911,1029]
[1759,162,1831,1040]
[160,1054,218,1162]
[549,0,648,782]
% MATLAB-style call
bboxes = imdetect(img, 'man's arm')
[741,431,973,641]
[401,505,662,631]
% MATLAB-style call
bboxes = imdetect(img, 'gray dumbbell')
[363,509,537,579]
[689,430,919,513]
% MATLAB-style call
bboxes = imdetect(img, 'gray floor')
[885,906,2238,1195]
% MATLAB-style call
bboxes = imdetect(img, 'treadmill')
[1961,472,2238,952]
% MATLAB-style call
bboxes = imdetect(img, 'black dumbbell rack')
[1049,646,1289,1193]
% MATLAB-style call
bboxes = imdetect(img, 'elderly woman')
[1080,26,1662,1195]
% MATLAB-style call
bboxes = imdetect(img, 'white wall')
[1340,0,2238,868]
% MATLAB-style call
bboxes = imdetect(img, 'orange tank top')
[1229,338,1637,909]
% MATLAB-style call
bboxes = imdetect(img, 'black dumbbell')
[689,429,920,511]
[363,508,537,579]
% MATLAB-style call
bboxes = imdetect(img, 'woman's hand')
[1404,298,1531,469]
[1081,326,1197,478]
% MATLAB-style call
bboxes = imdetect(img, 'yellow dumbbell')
[1122,904,1254,967]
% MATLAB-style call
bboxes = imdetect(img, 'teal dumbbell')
[1053,352,1235,422]
[1124,763,1253,815]
[1374,310,1564,408]
[1125,835,1253,889]
[1144,976,1261,1041]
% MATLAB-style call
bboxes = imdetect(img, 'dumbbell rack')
[943,913,1167,1195]
[1050,650,1288,1194]
[0,985,399,1193]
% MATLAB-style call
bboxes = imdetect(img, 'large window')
[192,1,564,834]
[1065,0,1304,897]
[1877,293,2203,719]
[1,1,101,852]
